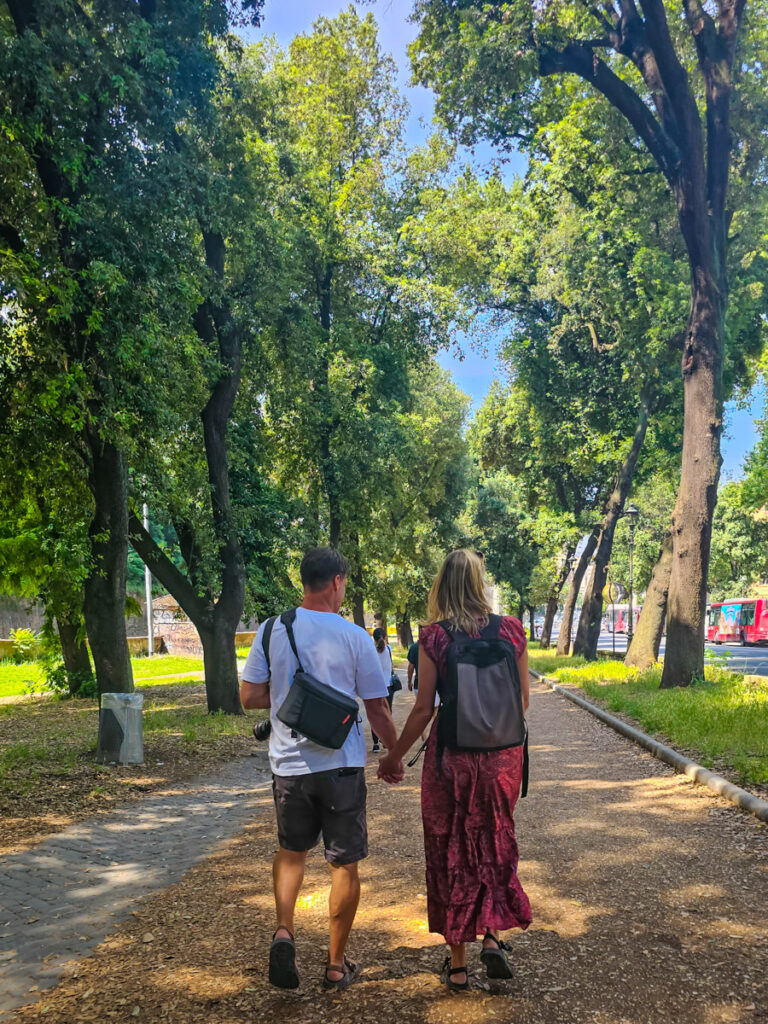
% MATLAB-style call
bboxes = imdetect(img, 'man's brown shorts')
[272,767,367,866]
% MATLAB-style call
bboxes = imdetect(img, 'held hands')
[377,751,405,785]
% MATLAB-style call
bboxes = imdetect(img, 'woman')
[378,550,531,989]
[370,626,396,754]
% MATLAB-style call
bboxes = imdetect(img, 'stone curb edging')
[530,668,768,824]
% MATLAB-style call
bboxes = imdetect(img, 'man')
[240,547,404,992]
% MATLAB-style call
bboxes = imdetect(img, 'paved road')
[0,755,272,1017]
[550,628,768,675]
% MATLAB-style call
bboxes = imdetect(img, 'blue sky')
[250,0,762,480]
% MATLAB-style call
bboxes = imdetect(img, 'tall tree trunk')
[626,530,673,670]
[573,395,651,660]
[56,615,94,696]
[556,529,599,656]
[540,547,574,649]
[128,229,246,714]
[534,0,742,689]
[352,592,366,629]
[82,436,133,695]
[129,511,244,714]
[397,614,414,648]
[198,615,242,715]
[528,605,536,641]
[348,535,366,627]
[316,264,342,548]
[661,282,724,687]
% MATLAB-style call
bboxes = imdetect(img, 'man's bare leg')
[326,861,361,981]
[273,847,307,937]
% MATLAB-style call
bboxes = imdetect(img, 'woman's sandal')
[480,932,514,980]
[268,928,299,989]
[441,955,470,991]
[322,955,360,991]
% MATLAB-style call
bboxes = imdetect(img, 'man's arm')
[241,680,270,709]
[407,662,415,690]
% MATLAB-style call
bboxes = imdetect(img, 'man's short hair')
[300,546,350,591]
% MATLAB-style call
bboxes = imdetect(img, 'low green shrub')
[9,629,39,665]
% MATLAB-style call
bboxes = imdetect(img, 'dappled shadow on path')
[6,684,768,1024]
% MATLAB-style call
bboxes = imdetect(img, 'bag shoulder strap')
[280,608,304,672]
[261,615,278,674]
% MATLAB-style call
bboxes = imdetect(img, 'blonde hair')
[426,549,492,635]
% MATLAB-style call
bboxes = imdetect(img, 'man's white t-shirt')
[242,609,388,777]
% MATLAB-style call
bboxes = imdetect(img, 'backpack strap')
[261,616,277,675]
[280,608,304,673]
[481,613,503,639]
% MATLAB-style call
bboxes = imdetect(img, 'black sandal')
[480,932,513,979]
[322,955,360,991]
[441,955,470,991]
[269,928,299,989]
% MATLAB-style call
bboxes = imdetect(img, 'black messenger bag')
[274,609,359,750]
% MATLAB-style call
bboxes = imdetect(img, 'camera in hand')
[252,719,272,742]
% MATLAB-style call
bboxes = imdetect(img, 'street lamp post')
[143,499,154,658]
[625,504,640,650]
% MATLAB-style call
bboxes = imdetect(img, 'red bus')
[707,599,768,645]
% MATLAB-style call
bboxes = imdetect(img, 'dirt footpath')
[8,679,768,1024]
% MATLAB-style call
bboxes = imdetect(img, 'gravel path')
[3,679,768,1023]
[0,756,272,1017]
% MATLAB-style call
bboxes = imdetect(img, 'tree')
[362,364,472,633]
[260,10,457,580]
[411,0,766,684]
[127,37,291,714]
[620,472,679,668]
[0,0,263,697]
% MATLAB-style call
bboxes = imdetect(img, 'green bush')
[9,629,39,665]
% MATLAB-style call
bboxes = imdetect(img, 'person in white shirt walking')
[240,547,404,992]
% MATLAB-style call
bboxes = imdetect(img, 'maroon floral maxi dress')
[419,617,532,945]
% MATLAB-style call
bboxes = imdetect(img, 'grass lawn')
[0,682,266,854]
[529,651,768,791]
[131,654,203,679]
[0,654,205,699]
[0,661,45,697]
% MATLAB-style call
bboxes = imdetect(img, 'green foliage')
[9,629,38,665]
[708,481,768,599]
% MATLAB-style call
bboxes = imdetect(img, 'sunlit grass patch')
[528,651,587,676]
[131,655,204,679]
[0,661,46,697]
[537,656,768,789]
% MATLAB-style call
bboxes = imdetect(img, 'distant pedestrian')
[240,547,403,992]
[370,627,398,753]
[378,549,532,989]
[407,638,419,692]
[407,636,428,743]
